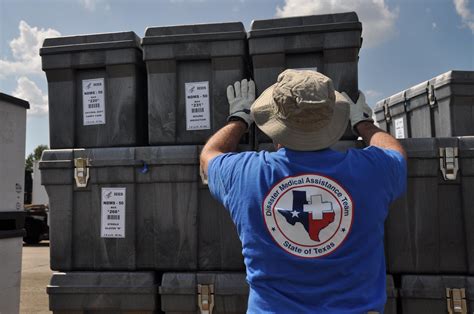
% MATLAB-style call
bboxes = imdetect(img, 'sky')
[0,0,473,156]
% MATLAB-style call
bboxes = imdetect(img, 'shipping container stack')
[374,71,474,313]
[37,11,432,313]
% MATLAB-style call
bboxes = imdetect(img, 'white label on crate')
[83,78,106,126]
[292,67,318,72]
[394,117,405,139]
[101,187,126,238]
[185,81,211,131]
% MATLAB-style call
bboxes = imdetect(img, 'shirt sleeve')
[207,152,248,209]
[364,146,407,202]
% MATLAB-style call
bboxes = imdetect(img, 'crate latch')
[439,147,459,181]
[383,100,391,122]
[74,158,90,188]
[402,90,408,112]
[197,284,214,314]
[447,288,467,314]
[428,83,437,107]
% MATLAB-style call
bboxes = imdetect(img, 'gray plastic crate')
[248,12,362,144]
[40,32,147,149]
[385,137,474,274]
[374,70,474,138]
[160,272,397,313]
[400,275,473,313]
[47,272,159,313]
[160,272,248,313]
[142,23,249,145]
[40,146,244,271]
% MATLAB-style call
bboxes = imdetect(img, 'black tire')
[24,218,42,244]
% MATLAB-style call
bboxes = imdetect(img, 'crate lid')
[47,272,157,294]
[400,275,474,300]
[40,31,141,55]
[397,138,461,158]
[430,70,474,88]
[376,80,430,111]
[159,272,248,296]
[248,12,361,39]
[142,22,246,45]
[40,146,200,170]
[375,70,474,112]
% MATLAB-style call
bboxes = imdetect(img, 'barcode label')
[185,81,210,130]
[101,187,126,238]
[83,78,106,125]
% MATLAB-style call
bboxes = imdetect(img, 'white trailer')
[0,92,29,314]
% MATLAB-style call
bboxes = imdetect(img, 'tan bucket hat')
[251,69,350,151]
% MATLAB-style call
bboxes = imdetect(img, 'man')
[200,70,406,313]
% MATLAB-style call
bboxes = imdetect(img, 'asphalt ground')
[20,242,51,314]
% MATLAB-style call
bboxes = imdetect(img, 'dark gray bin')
[248,12,362,143]
[400,275,474,313]
[160,272,248,313]
[40,146,244,271]
[160,273,396,313]
[385,137,474,274]
[142,23,249,145]
[40,32,147,149]
[374,70,474,138]
[47,271,159,313]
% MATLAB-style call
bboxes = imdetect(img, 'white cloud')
[364,89,383,108]
[79,0,110,11]
[275,0,399,48]
[0,21,60,79]
[12,77,48,116]
[453,0,474,33]
[365,89,382,99]
[432,22,437,29]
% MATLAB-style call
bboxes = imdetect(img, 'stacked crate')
[40,31,159,313]
[40,24,250,313]
[374,71,474,313]
[40,12,409,313]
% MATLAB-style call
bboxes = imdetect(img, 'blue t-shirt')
[208,146,406,314]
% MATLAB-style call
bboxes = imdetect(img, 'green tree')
[25,144,49,172]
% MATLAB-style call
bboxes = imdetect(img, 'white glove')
[227,79,256,130]
[341,91,374,134]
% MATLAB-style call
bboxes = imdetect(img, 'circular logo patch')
[262,174,353,258]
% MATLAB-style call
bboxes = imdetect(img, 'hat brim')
[251,83,350,151]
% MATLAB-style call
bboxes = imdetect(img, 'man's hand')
[200,79,254,182]
[227,79,256,130]
[341,91,373,135]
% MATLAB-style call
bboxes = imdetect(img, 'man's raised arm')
[342,91,406,159]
